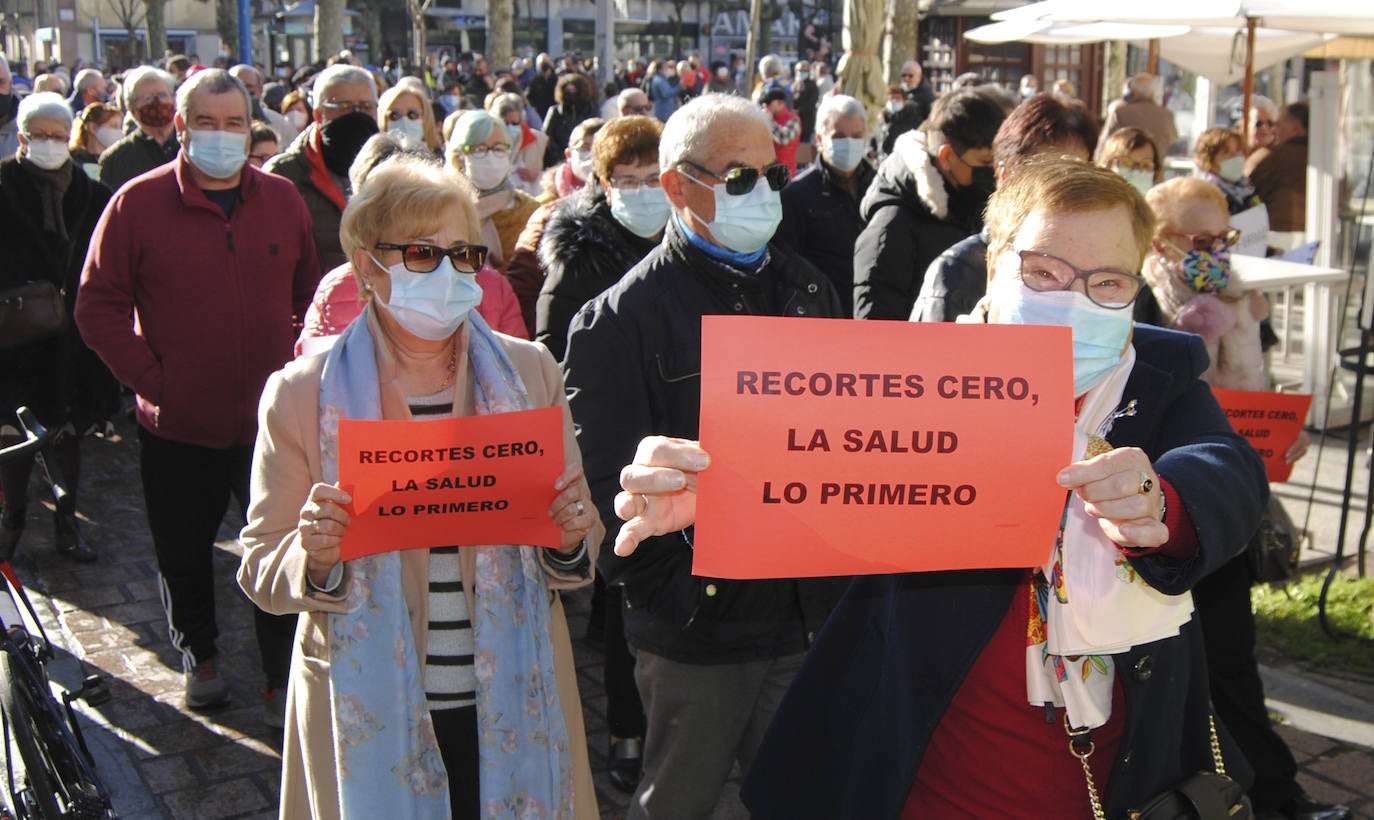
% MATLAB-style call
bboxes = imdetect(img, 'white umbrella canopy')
[992,0,1374,35]
[836,0,885,130]
[1159,27,1332,85]
[965,20,1191,45]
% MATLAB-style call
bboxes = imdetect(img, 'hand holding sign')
[298,482,353,587]
[613,436,711,556]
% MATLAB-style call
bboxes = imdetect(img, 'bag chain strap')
[1066,711,1225,820]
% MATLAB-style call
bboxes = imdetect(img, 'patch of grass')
[1251,571,1374,679]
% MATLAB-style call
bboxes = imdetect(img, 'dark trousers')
[604,583,646,738]
[1194,552,1299,812]
[431,705,479,820]
[138,428,296,687]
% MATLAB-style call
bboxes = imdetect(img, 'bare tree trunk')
[215,0,237,61]
[315,0,344,62]
[143,0,167,60]
[486,0,512,67]
[885,0,918,85]
[355,0,382,63]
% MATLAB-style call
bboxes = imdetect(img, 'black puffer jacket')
[777,159,875,317]
[852,130,987,320]
[535,186,658,361]
[563,220,849,664]
[910,229,989,322]
[0,157,119,431]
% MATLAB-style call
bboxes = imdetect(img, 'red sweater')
[77,155,322,448]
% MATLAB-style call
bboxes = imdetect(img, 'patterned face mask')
[1170,245,1231,293]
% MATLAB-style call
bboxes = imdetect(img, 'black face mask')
[318,111,378,176]
[970,165,997,197]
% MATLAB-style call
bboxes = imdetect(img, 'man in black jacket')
[98,66,180,192]
[852,88,1004,320]
[563,92,848,819]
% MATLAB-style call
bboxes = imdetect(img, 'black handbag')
[0,280,68,350]
[1247,497,1300,584]
[1068,714,1253,820]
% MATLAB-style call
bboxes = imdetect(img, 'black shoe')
[1286,795,1351,820]
[0,507,25,562]
[607,737,642,793]
[54,510,97,564]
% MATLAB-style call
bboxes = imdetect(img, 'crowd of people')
[0,42,1348,820]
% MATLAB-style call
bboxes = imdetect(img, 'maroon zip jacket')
[77,154,321,449]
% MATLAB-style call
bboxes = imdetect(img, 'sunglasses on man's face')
[375,242,489,273]
[678,159,790,196]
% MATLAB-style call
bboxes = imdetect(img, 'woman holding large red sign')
[237,155,600,820]
[615,158,1269,819]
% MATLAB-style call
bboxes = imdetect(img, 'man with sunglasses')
[853,87,1005,320]
[1245,101,1309,238]
[562,92,847,819]
[77,68,320,725]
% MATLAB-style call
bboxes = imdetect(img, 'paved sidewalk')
[3,415,1372,818]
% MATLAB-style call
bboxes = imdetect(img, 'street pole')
[595,0,614,87]
[238,0,253,65]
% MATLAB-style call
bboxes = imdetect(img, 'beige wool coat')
[238,322,600,819]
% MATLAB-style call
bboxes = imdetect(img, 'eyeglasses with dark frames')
[386,109,424,121]
[320,100,378,116]
[677,159,790,196]
[1013,250,1144,309]
[1164,228,1241,253]
[460,143,511,158]
[375,242,489,274]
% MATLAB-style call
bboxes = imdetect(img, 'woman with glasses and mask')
[488,91,548,197]
[612,158,1268,819]
[446,109,540,274]
[377,83,441,155]
[1193,127,1262,216]
[1141,177,1339,820]
[0,93,117,563]
[68,101,123,179]
[238,154,600,820]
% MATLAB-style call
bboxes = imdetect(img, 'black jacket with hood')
[852,130,988,320]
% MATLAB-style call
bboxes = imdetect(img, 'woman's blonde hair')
[1192,127,1242,176]
[1145,176,1228,239]
[339,156,481,295]
[378,85,441,151]
[986,156,1156,269]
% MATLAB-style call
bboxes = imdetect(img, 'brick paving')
[1,414,1370,818]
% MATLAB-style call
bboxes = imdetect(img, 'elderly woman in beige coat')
[238,155,599,819]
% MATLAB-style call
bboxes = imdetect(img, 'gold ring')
[575,500,585,515]
[1138,472,1154,496]
[312,519,321,535]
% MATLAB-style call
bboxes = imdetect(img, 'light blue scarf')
[317,307,574,818]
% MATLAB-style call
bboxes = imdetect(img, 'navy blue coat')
[741,325,1267,819]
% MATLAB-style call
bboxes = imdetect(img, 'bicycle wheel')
[0,650,62,819]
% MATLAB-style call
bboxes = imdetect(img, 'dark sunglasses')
[678,159,790,196]
[1164,228,1241,253]
[375,242,488,273]
[1253,119,1276,128]
[624,103,653,114]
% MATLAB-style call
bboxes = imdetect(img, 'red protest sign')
[336,407,563,559]
[694,316,1075,579]
[1210,388,1312,482]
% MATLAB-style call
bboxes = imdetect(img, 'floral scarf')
[1023,346,1195,730]
[1200,170,1260,214]
[318,306,573,817]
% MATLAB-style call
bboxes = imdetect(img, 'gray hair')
[313,64,378,103]
[73,68,104,95]
[1249,95,1277,117]
[349,131,440,193]
[758,54,785,79]
[488,92,525,119]
[1127,73,1155,99]
[659,92,770,169]
[229,64,260,85]
[815,94,866,137]
[175,68,252,120]
[18,92,73,134]
[123,66,176,110]
[617,87,647,115]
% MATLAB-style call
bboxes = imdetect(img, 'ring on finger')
[637,493,650,517]
[575,500,585,515]
[1137,471,1154,496]
[312,519,321,535]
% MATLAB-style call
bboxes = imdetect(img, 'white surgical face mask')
[570,148,594,182]
[370,253,484,340]
[824,137,866,173]
[388,117,426,145]
[609,185,671,238]
[465,151,511,190]
[1115,166,1154,197]
[184,129,249,179]
[685,174,784,254]
[24,139,70,170]
[1218,155,1246,183]
[286,109,308,130]
[96,125,125,149]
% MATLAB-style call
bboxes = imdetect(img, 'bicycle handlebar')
[0,408,49,466]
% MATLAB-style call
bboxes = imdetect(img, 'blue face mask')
[505,123,523,145]
[824,137,866,173]
[184,129,248,179]
[609,185,671,238]
[991,275,1132,396]
[369,253,484,340]
[683,172,783,254]
[389,117,426,144]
